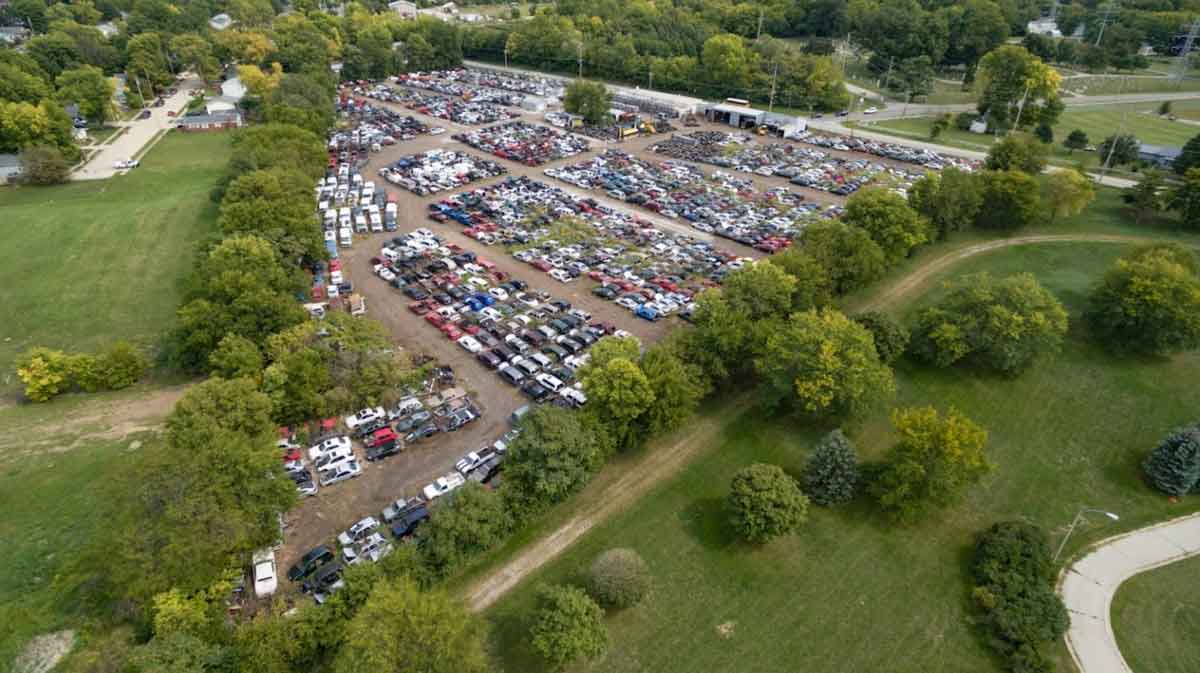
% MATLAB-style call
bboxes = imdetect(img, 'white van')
[339,227,352,247]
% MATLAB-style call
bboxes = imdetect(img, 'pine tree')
[1143,425,1200,497]
[801,429,860,506]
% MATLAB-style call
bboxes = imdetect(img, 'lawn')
[482,238,1200,673]
[859,101,1200,170]
[1111,554,1200,673]
[0,131,229,396]
[1061,75,1200,96]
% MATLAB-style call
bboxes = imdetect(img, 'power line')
[1172,18,1200,84]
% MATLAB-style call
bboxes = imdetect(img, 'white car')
[549,269,573,283]
[422,472,466,501]
[252,549,278,598]
[337,516,380,547]
[458,335,483,353]
[535,373,564,393]
[344,406,386,429]
[314,445,354,470]
[308,436,351,462]
[112,159,139,169]
[863,106,879,114]
[561,386,588,407]
[430,127,446,135]
[488,287,509,301]
[455,451,484,475]
[319,459,362,486]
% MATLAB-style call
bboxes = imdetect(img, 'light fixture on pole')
[1053,507,1120,562]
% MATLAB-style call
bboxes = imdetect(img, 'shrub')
[20,145,71,185]
[586,548,651,609]
[1084,245,1200,356]
[801,429,860,506]
[15,347,73,402]
[1143,424,1200,497]
[529,584,608,671]
[98,341,149,389]
[853,311,910,364]
[971,522,1068,673]
[727,463,809,543]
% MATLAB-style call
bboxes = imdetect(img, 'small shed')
[1138,143,1182,167]
[0,154,22,183]
[705,103,766,129]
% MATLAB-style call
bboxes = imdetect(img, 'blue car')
[635,305,660,322]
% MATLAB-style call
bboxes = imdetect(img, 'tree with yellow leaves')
[237,62,283,98]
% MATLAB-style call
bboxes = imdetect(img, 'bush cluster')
[16,341,149,402]
[971,522,1068,673]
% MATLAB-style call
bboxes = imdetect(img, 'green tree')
[55,64,112,122]
[801,429,860,506]
[722,260,797,321]
[911,272,1068,374]
[930,114,951,139]
[96,340,148,389]
[26,32,81,79]
[209,334,264,380]
[586,548,651,609]
[766,249,834,310]
[1063,128,1089,154]
[529,584,608,670]
[417,483,513,578]
[639,344,705,436]
[226,123,327,185]
[563,79,612,125]
[1172,168,1200,230]
[1143,424,1200,497]
[800,221,888,295]
[165,377,274,449]
[1175,133,1200,175]
[908,167,984,240]
[1125,170,1165,225]
[853,311,910,364]
[757,308,895,420]
[19,144,70,185]
[218,168,323,262]
[0,62,51,103]
[701,33,754,93]
[503,406,611,515]
[728,463,809,544]
[841,187,928,262]
[976,170,1043,230]
[1084,245,1200,356]
[984,134,1048,173]
[1043,169,1095,221]
[1097,133,1140,167]
[871,406,991,522]
[580,354,654,451]
[1033,122,1053,144]
[128,632,226,673]
[126,32,172,93]
[943,0,1009,69]
[334,578,490,673]
[975,45,1061,131]
[169,33,220,84]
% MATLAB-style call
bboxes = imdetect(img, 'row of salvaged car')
[362,83,518,125]
[403,67,564,98]
[371,229,601,404]
[280,421,518,603]
[795,131,979,171]
[380,149,507,196]
[453,121,590,167]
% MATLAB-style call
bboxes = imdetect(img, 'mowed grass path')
[483,240,1200,673]
[0,132,229,391]
[1112,554,1200,673]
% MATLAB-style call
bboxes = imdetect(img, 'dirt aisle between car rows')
[462,402,744,612]
[856,234,1150,314]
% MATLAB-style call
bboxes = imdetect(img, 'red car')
[587,270,606,282]
[444,326,463,340]
[425,312,445,327]
[463,324,481,335]
[531,260,552,272]
[364,427,398,448]
[282,447,302,462]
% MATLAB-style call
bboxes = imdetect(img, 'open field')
[1061,75,1200,96]
[858,101,1200,173]
[0,132,229,397]
[481,237,1200,673]
[1111,554,1200,673]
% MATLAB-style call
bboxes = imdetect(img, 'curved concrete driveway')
[1058,513,1200,673]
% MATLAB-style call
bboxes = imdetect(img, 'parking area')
[454,120,591,167]
[365,82,519,126]
[380,149,505,195]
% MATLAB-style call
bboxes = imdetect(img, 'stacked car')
[454,121,590,167]
[380,149,506,195]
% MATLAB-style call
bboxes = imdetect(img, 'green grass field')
[482,238,1200,673]
[1112,554,1200,673]
[860,101,1200,173]
[1061,75,1200,96]
[0,132,229,396]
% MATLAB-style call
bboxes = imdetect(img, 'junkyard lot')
[279,95,931,594]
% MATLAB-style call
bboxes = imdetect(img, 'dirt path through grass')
[463,406,742,611]
[0,384,190,457]
[858,234,1148,314]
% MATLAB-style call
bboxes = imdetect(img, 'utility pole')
[756,7,765,41]
[504,44,509,69]
[1098,76,1130,183]
[1011,82,1032,132]
[1095,1,1117,47]
[768,61,779,112]
[648,68,653,90]
[577,41,583,79]
[1172,17,1200,85]
[1052,508,1119,562]
[881,56,895,92]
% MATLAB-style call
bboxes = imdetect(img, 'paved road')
[1058,513,1200,673]
[74,76,201,181]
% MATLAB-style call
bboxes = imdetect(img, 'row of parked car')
[328,100,434,155]
[414,67,564,98]
[453,121,591,167]
[394,71,527,107]
[371,228,605,404]
[317,168,396,252]
[545,150,820,251]
[380,149,507,196]
[796,131,979,172]
[362,83,519,126]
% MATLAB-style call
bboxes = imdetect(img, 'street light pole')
[1053,507,1120,563]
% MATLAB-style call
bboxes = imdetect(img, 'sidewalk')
[1058,513,1200,673]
